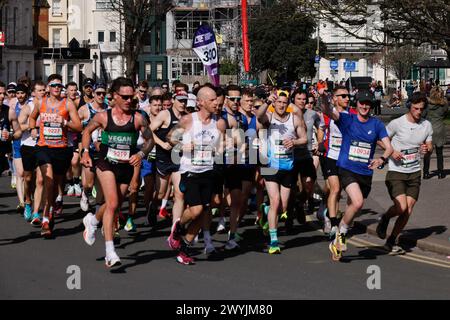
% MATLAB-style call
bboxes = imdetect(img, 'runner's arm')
[369,136,393,169]
[137,114,155,158]
[167,114,189,148]
[28,98,41,130]
[80,113,105,168]
[293,114,308,147]
[18,104,31,131]
[8,107,22,140]
[256,93,277,127]
[65,100,82,132]
[318,89,339,122]
[149,110,171,149]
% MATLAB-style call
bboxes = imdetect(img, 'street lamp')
[93,52,99,82]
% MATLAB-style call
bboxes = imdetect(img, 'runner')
[149,88,187,227]
[319,89,393,261]
[136,80,150,110]
[81,77,154,268]
[376,92,433,254]
[17,81,46,225]
[28,74,82,238]
[162,92,173,110]
[78,78,95,108]
[256,91,307,254]
[78,83,108,213]
[167,86,226,265]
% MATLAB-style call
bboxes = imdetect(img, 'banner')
[241,0,250,72]
[192,24,220,86]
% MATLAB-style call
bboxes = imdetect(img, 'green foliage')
[248,0,325,80]
[220,59,238,75]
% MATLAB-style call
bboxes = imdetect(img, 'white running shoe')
[80,191,89,212]
[216,217,226,233]
[74,184,82,197]
[82,212,97,246]
[67,185,75,197]
[224,239,240,251]
[105,251,121,268]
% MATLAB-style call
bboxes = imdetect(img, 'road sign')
[315,55,321,63]
[344,60,356,72]
[330,60,338,70]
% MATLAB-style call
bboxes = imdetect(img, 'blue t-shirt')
[336,112,388,176]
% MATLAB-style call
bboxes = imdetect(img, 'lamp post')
[93,52,99,82]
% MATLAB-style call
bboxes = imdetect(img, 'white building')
[37,0,124,85]
[0,0,36,83]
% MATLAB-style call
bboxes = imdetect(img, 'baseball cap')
[83,78,95,87]
[93,83,107,91]
[15,84,29,94]
[187,93,197,108]
[356,90,375,104]
[173,89,188,100]
[7,82,17,92]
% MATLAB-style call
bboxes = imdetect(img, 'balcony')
[326,42,382,55]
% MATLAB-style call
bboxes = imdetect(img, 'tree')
[383,45,427,84]
[108,0,173,79]
[220,59,238,75]
[248,0,325,81]
[298,0,450,58]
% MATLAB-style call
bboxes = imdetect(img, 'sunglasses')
[254,104,263,108]
[227,96,241,102]
[7,90,16,94]
[106,96,113,101]
[49,83,64,88]
[117,94,134,101]
[138,89,147,93]
[335,94,349,99]
[96,92,106,96]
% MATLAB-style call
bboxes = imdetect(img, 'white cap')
[187,93,197,108]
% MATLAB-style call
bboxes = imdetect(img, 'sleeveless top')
[37,98,69,148]
[179,112,220,174]
[100,109,139,163]
[21,101,38,147]
[267,113,296,171]
[154,108,179,163]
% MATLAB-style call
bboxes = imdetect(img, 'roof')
[415,59,450,68]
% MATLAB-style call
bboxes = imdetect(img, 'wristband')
[380,156,387,164]
[81,148,89,155]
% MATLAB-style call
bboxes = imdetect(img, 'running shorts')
[141,159,154,178]
[224,165,256,191]
[385,171,421,201]
[35,146,72,175]
[323,157,339,179]
[12,140,21,159]
[338,167,372,199]
[262,169,296,188]
[96,157,134,185]
[156,159,180,177]
[179,170,215,207]
[21,145,38,172]
[294,157,317,180]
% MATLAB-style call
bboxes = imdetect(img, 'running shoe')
[124,217,136,232]
[176,251,195,265]
[24,204,32,222]
[82,212,97,246]
[268,243,281,254]
[280,211,288,221]
[204,240,216,255]
[329,241,342,261]
[323,215,332,235]
[224,239,240,251]
[383,241,406,255]
[11,175,16,189]
[167,219,182,250]
[336,232,347,252]
[16,203,25,214]
[159,207,170,219]
[31,213,41,226]
[54,197,63,217]
[113,230,121,245]
[329,226,338,241]
[67,185,75,197]
[118,211,127,229]
[41,221,52,238]
[376,214,390,240]
[105,251,121,268]
[74,184,82,197]
[80,191,89,212]
[216,217,226,233]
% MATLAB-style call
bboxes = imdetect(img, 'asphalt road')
[0,176,449,300]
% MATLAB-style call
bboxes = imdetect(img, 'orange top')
[268,104,294,113]
[38,98,69,148]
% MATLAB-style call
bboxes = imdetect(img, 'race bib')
[107,145,130,162]
[192,145,213,166]
[330,135,342,151]
[348,140,371,163]
[43,124,63,140]
[401,147,420,168]
[274,139,290,159]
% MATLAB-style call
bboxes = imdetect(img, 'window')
[175,11,209,40]
[98,31,104,43]
[110,31,116,43]
[56,64,63,77]
[96,0,113,10]
[52,0,62,16]
[53,28,61,48]
[145,63,152,81]
[194,63,203,76]
[156,63,163,81]
[44,64,51,79]
[182,63,192,76]
[68,64,75,82]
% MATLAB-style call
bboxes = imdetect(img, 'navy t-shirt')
[336,112,388,176]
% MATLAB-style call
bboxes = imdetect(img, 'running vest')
[85,103,107,151]
[100,109,139,163]
[37,98,69,148]
[242,112,258,166]
[154,108,179,163]
[13,101,25,149]
[21,101,38,147]
[325,108,348,161]
[267,113,295,171]
[0,104,11,153]
[222,109,249,165]
[179,112,220,174]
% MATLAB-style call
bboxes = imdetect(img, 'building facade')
[0,0,36,83]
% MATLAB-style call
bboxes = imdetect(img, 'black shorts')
[294,157,317,180]
[96,158,134,185]
[224,165,256,191]
[212,165,225,195]
[35,146,72,176]
[179,170,215,207]
[262,169,295,188]
[338,168,372,199]
[385,171,421,201]
[323,157,339,179]
[156,159,180,177]
[21,145,38,172]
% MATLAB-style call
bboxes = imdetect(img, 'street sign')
[330,60,338,70]
[315,55,321,63]
[344,60,357,72]
[0,32,5,46]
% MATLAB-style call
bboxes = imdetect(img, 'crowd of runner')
[0,74,439,267]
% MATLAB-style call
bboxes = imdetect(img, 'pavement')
[319,106,450,256]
